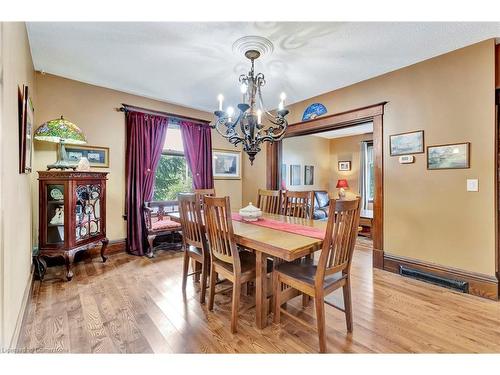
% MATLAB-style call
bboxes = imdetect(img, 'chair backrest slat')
[317,197,361,283]
[204,196,241,272]
[282,190,314,219]
[194,188,216,208]
[178,193,206,250]
[256,189,282,215]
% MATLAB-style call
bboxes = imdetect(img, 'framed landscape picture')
[338,161,351,171]
[304,165,314,185]
[290,165,301,186]
[212,149,241,179]
[427,142,470,170]
[65,145,109,168]
[390,130,424,156]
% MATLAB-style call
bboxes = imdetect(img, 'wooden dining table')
[169,211,327,329]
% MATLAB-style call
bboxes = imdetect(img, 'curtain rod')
[118,103,211,125]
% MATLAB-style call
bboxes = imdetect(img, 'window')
[153,125,192,201]
[365,142,374,202]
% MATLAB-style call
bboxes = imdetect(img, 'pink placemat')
[231,213,325,240]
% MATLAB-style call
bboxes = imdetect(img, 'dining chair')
[178,193,211,304]
[273,197,361,353]
[256,189,282,214]
[193,188,216,197]
[204,195,271,333]
[194,188,216,209]
[282,190,314,219]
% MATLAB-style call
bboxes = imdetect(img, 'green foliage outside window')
[153,154,192,201]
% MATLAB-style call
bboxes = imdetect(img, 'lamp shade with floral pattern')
[34,116,87,144]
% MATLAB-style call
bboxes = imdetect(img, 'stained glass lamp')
[34,116,87,170]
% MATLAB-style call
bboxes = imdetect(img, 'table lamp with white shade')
[34,116,87,170]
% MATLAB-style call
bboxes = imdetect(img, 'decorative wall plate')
[50,188,64,200]
[302,103,327,121]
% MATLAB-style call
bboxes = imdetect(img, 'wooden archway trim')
[266,102,387,269]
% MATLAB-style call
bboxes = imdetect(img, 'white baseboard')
[8,266,34,350]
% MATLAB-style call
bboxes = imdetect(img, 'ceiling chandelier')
[211,49,289,165]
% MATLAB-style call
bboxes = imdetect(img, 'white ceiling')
[311,122,373,139]
[26,22,500,113]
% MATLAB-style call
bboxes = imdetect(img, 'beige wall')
[0,22,36,348]
[329,133,373,197]
[282,135,331,191]
[248,40,496,276]
[33,73,242,244]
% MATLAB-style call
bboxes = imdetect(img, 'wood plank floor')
[18,238,500,353]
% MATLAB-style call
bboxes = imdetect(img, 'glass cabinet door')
[75,183,102,242]
[46,184,65,244]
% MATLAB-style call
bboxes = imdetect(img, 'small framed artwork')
[212,149,241,179]
[338,161,351,171]
[65,145,110,168]
[290,165,301,186]
[390,130,424,156]
[281,163,287,188]
[304,165,314,185]
[427,142,470,170]
[19,85,34,174]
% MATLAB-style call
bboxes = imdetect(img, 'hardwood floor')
[17,238,500,353]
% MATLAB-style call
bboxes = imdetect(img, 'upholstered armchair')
[313,190,330,220]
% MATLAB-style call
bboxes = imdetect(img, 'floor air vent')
[399,265,469,293]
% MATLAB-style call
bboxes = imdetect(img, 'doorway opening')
[267,103,386,268]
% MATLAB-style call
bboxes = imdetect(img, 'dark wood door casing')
[266,102,386,269]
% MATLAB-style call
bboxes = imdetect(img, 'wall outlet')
[466,179,479,192]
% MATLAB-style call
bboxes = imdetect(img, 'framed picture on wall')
[281,163,287,189]
[390,130,424,156]
[338,161,351,171]
[304,165,314,185]
[290,165,301,185]
[65,145,110,168]
[18,85,34,174]
[427,142,470,170]
[212,149,241,179]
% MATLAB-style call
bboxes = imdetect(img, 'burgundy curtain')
[180,121,214,189]
[125,111,168,256]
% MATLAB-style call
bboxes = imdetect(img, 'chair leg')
[182,250,190,293]
[199,260,208,304]
[192,259,201,282]
[273,272,281,324]
[343,277,353,333]
[230,279,241,334]
[302,293,310,308]
[208,267,217,311]
[314,294,327,353]
[146,235,155,258]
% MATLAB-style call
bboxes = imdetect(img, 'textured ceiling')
[26,22,500,112]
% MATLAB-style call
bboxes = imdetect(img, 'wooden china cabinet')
[37,171,109,281]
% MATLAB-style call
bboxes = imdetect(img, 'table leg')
[255,251,267,329]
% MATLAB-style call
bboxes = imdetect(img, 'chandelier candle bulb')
[218,94,224,111]
[257,109,262,125]
[278,101,284,111]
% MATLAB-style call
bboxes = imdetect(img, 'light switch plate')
[467,179,479,192]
